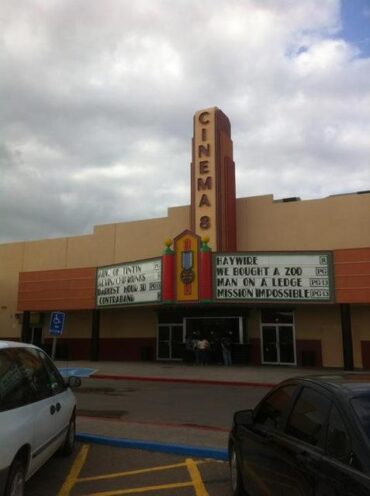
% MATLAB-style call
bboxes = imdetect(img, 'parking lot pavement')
[76,415,229,451]
[73,379,268,450]
[27,443,231,496]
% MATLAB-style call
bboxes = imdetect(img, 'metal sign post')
[49,311,65,360]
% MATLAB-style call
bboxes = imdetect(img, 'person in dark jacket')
[221,334,232,366]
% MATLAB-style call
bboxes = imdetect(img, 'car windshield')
[351,394,370,441]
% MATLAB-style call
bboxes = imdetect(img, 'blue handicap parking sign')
[49,311,65,336]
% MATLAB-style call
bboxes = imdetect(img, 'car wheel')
[5,459,25,496]
[230,445,245,496]
[59,414,76,456]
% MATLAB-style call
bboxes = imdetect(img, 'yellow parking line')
[186,458,209,496]
[58,444,90,496]
[82,481,193,495]
[59,446,212,496]
[78,460,203,482]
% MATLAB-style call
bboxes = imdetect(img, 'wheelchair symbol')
[53,314,62,325]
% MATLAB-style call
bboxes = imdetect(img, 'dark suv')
[229,374,370,495]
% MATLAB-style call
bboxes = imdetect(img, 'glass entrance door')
[261,309,296,365]
[262,325,295,365]
[157,324,183,360]
[262,326,278,363]
[279,326,295,364]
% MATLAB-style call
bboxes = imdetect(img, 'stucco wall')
[294,305,343,367]
[247,308,261,340]
[1,191,369,366]
[236,193,370,251]
[352,305,370,368]
[0,242,25,338]
[100,307,157,338]
[0,205,189,339]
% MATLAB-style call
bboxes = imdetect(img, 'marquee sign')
[215,253,333,302]
[96,259,161,307]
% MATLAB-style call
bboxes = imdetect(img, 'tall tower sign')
[191,107,236,251]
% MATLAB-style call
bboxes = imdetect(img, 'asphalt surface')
[27,443,232,496]
[74,378,267,450]
[25,361,342,495]
[56,361,326,459]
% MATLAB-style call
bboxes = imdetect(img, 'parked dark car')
[229,374,370,495]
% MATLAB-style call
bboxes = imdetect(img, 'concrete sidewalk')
[56,359,330,386]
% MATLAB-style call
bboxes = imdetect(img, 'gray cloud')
[0,0,369,242]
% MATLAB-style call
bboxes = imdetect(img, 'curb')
[76,432,229,461]
[90,374,274,388]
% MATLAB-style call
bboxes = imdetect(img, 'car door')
[15,347,68,475]
[316,403,370,496]
[238,383,300,496]
[279,385,332,496]
[0,348,37,478]
[38,349,75,446]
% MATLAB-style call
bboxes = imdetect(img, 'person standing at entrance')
[198,337,210,365]
[194,333,201,365]
[221,334,232,366]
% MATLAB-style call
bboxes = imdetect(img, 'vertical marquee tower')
[191,107,236,251]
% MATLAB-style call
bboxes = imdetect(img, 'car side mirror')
[66,375,81,388]
[233,409,254,427]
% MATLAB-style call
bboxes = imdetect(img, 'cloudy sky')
[1,0,369,243]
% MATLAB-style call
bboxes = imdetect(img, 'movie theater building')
[1,107,370,369]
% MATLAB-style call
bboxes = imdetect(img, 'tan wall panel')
[0,313,21,339]
[41,310,92,339]
[66,226,116,268]
[237,194,370,251]
[114,219,168,262]
[351,305,370,368]
[100,307,157,338]
[166,206,191,240]
[23,238,68,271]
[0,242,25,273]
[247,309,261,340]
[64,311,92,339]
[0,243,25,338]
[114,206,190,263]
[295,305,342,367]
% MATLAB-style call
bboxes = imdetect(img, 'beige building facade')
[1,108,369,369]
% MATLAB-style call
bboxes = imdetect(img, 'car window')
[0,349,35,411]
[254,384,297,430]
[38,350,66,395]
[351,395,370,441]
[287,386,331,447]
[326,404,352,462]
[16,347,53,400]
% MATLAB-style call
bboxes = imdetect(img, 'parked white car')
[0,341,81,496]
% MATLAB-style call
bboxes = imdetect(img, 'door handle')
[50,405,56,415]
